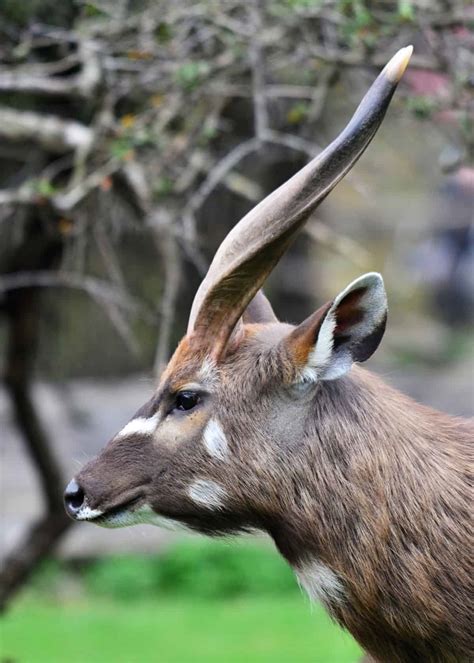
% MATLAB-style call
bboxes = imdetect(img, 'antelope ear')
[243,290,278,324]
[286,273,387,382]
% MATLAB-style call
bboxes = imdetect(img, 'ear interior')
[288,273,387,382]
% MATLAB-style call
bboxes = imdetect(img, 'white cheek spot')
[75,505,103,521]
[188,480,227,510]
[295,560,345,607]
[116,413,159,439]
[203,419,228,460]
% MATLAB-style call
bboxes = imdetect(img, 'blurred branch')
[0,187,40,207]
[307,45,439,71]
[305,219,371,268]
[153,222,182,376]
[54,159,120,211]
[93,224,141,355]
[0,107,93,153]
[249,0,268,141]
[183,138,261,227]
[0,71,79,96]
[0,271,158,324]
[262,129,320,157]
[0,40,100,97]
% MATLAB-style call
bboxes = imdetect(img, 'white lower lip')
[75,505,104,521]
[81,494,145,525]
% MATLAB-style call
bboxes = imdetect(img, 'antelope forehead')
[198,358,218,386]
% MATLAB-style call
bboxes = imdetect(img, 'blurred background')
[0,1,472,661]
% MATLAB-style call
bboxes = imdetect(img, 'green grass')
[1,541,363,662]
[1,596,361,663]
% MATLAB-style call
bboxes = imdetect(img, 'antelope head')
[65,48,412,541]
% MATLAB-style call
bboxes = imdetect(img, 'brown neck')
[269,367,472,662]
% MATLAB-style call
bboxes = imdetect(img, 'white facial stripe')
[203,419,228,460]
[188,480,227,510]
[116,413,159,439]
[295,560,345,607]
[75,504,103,521]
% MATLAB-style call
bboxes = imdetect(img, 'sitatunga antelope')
[65,47,473,662]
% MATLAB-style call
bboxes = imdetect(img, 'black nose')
[64,479,85,517]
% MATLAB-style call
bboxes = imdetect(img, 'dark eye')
[175,391,200,412]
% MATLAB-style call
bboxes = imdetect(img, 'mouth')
[84,494,145,527]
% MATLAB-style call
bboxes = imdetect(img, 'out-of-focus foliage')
[30,540,298,601]
[86,540,298,600]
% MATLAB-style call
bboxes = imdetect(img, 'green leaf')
[287,102,309,125]
[154,21,173,43]
[153,176,173,198]
[398,0,415,22]
[109,137,134,160]
[406,95,437,119]
[35,179,57,197]
[175,61,210,90]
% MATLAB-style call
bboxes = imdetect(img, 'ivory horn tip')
[383,45,413,84]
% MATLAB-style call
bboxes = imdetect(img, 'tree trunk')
[0,212,72,611]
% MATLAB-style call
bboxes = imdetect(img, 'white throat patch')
[188,480,227,509]
[203,419,228,460]
[295,560,345,607]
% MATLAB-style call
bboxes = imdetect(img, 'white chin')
[96,504,191,532]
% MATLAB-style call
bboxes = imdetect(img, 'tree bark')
[0,214,72,611]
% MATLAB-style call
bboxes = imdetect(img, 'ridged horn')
[187,46,413,358]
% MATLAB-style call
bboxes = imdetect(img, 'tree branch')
[153,224,181,376]
[0,271,157,324]
[0,107,93,153]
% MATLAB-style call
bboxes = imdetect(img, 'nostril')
[64,479,85,514]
